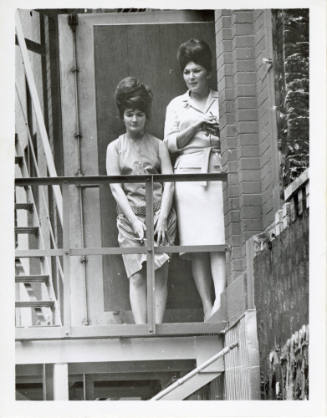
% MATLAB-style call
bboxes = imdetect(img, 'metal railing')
[15,172,227,340]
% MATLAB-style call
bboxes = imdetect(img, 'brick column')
[215,10,240,283]
[216,10,263,282]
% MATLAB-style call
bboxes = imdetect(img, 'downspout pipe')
[151,342,239,400]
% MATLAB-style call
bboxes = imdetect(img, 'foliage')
[272,9,309,189]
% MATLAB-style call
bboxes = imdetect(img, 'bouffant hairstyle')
[177,39,212,73]
[115,76,153,119]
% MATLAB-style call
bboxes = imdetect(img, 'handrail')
[15,11,63,226]
[151,342,238,400]
[15,173,227,186]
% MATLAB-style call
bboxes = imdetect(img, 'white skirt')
[174,150,225,247]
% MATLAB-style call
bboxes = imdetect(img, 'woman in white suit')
[164,39,225,321]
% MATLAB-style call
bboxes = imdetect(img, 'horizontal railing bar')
[70,247,147,255]
[16,249,65,257]
[155,245,226,253]
[16,245,227,257]
[15,173,227,186]
[15,322,226,341]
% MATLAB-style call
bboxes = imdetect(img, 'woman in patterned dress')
[164,39,225,321]
[106,77,176,324]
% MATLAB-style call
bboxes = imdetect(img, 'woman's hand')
[194,114,218,131]
[131,218,146,242]
[154,216,168,246]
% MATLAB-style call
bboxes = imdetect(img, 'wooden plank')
[68,360,195,375]
[73,10,213,26]
[16,300,54,308]
[53,363,69,400]
[205,290,227,323]
[15,203,33,211]
[15,227,38,235]
[245,238,256,309]
[62,184,71,335]
[15,12,63,225]
[15,323,225,341]
[284,168,309,201]
[244,310,260,399]
[15,336,199,364]
[226,273,247,323]
[15,274,49,284]
[15,35,44,55]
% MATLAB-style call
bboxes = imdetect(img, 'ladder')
[15,135,61,327]
[15,11,64,328]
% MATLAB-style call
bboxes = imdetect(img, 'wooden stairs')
[15,138,61,327]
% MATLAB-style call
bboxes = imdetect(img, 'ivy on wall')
[272,9,309,189]
[263,325,309,400]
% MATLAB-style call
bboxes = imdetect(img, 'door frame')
[58,10,216,326]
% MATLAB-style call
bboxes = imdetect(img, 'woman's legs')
[129,270,147,324]
[154,262,169,324]
[210,252,226,313]
[191,253,213,320]
[129,263,169,324]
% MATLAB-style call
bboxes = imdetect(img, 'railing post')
[62,183,71,335]
[145,176,155,334]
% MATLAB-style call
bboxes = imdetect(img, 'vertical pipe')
[63,183,71,335]
[145,176,155,334]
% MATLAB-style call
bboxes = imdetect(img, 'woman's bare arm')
[106,143,146,239]
[155,141,174,244]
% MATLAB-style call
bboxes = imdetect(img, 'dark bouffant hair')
[177,39,212,73]
[115,76,153,119]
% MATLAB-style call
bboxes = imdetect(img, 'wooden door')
[59,11,217,324]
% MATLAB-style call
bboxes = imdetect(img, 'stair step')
[15,275,49,284]
[15,227,38,235]
[15,156,24,165]
[15,203,33,212]
[15,300,54,309]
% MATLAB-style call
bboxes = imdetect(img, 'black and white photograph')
[0,1,326,417]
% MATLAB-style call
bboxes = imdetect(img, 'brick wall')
[253,210,309,399]
[215,10,283,280]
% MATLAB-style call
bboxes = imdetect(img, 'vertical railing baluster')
[145,176,155,334]
[62,183,71,335]
[42,363,47,400]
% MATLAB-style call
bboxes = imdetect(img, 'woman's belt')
[175,147,222,187]
[118,199,162,217]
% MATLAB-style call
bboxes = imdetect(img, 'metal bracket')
[68,14,78,32]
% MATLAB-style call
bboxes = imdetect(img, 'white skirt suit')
[164,90,225,248]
